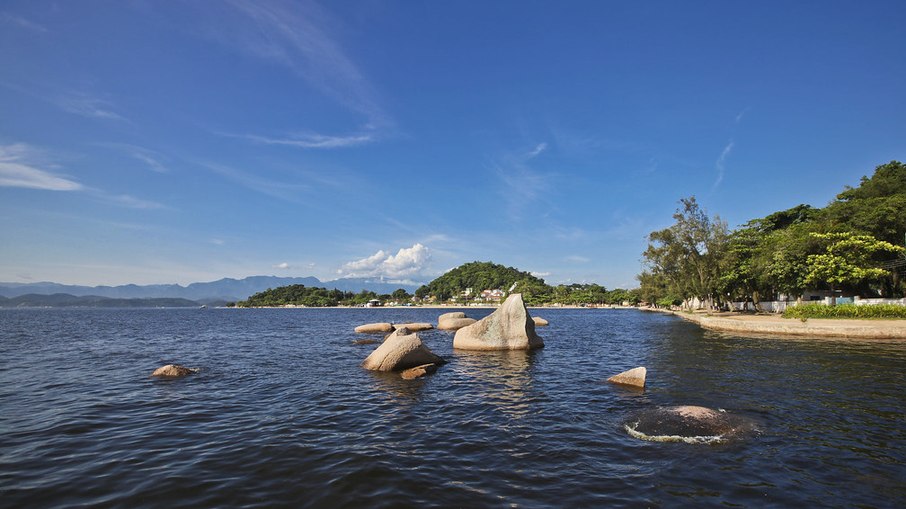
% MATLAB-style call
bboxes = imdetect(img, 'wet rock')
[362,329,445,372]
[438,317,477,331]
[353,339,379,345]
[151,364,199,377]
[400,363,439,380]
[624,405,755,444]
[608,367,646,388]
[453,293,544,351]
[532,316,549,326]
[393,322,434,332]
[355,322,394,334]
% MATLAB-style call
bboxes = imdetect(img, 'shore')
[648,308,906,340]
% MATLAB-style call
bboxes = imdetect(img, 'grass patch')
[782,303,906,320]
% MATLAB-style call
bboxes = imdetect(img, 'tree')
[391,288,411,302]
[643,197,729,309]
[804,232,904,305]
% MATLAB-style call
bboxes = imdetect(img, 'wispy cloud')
[53,92,127,122]
[199,160,310,201]
[0,12,48,33]
[0,143,82,191]
[338,243,431,279]
[96,143,170,173]
[527,142,547,159]
[273,262,291,269]
[199,0,388,129]
[713,140,734,189]
[95,193,167,210]
[735,107,751,124]
[225,131,374,149]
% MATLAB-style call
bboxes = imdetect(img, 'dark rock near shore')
[625,405,755,443]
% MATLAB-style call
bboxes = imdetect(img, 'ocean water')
[1,307,904,508]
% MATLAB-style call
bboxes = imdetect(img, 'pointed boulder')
[607,367,646,388]
[362,329,445,372]
[453,293,544,350]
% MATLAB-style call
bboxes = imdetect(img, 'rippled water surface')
[2,308,905,508]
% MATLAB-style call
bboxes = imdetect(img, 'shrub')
[782,303,906,319]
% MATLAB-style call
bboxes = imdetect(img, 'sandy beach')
[655,309,906,340]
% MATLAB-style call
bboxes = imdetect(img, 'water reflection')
[368,369,427,406]
[453,350,536,420]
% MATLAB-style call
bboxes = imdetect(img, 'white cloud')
[0,143,82,191]
[713,140,734,189]
[338,243,431,279]
[273,262,290,269]
[531,271,551,278]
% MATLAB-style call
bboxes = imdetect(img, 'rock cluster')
[453,294,544,350]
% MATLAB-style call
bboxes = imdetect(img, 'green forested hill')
[414,261,550,303]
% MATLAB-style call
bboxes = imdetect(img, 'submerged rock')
[607,367,646,388]
[453,293,544,351]
[362,329,445,372]
[352,339,379,345]
[355,322,394,334]
[624,405,755,444]
[532,316,549,326]
[151,364,199,377]
[400,363,439,380]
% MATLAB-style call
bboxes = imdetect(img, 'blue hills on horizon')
[0,276,423,302]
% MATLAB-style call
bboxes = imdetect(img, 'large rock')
[453,293,544,350]
[608,367,646,388]
[438,317,477,330]
[151,364,199,377]
[355,322,394,334]
[362,329,445,371]
[624,406,755,444]
[393,322,434,332]
[532,316,549,326]
[438,312,466,322]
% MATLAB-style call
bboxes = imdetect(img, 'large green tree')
[804,232,904,305]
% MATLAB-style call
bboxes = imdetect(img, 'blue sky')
[1,0,904,288]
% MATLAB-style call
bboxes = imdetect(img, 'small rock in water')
[151,364,199,377]
[438,317,477,331]
[362,329,445,372]
[400,363,439,380]
[355,322,394,334]
[607,367,646,388]
[532,316,549,326]
[353,339,379,345]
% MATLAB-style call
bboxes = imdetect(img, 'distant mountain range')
[0,294,201,308]
[0,276,422,303]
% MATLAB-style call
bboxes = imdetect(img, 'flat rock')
[362,329,445,372]
[400,363,439,380]
[608,367,646,388]
[438,317,477,331]
[532,316,549,326]
[453,293,544,351]
[151,364,199,377]
[352,339,379,345]
[625,405,755,444]
[355,322,394,334]
[438,312,466,322]
[393,322,434,332]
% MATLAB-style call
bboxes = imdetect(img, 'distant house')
[480,289,505,302]
[364,299,382,307]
